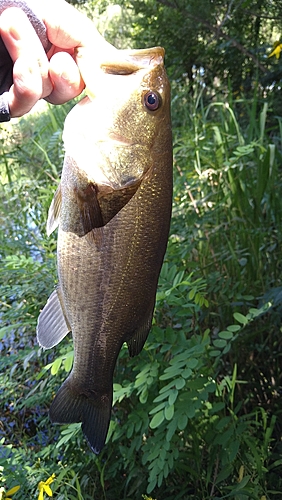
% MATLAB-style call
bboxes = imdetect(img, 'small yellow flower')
[268,41,282,59]
[37,474,55,500]
[0,485,20,500]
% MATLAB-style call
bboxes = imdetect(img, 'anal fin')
[127,307,154,357]
[37,287,71,349]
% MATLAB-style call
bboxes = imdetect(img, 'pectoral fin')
[37,287,71,349]
[78,183,104,232]
[46,184,62,236]
[98,179,141,226]
[75,183,104,247]
[78,179,141,234]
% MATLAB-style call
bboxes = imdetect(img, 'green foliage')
[172,84,282,311]
[112,0,279,95]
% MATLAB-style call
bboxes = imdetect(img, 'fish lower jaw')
[107,131,135,146]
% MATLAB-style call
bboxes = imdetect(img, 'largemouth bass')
[37,46,172,454]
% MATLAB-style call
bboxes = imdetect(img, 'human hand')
[0,0,117,117]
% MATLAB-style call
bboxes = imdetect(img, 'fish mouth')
[108,131,135,146]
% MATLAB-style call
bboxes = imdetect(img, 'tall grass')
[172,83,282,313]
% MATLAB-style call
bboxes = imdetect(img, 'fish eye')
[143,91,162,111]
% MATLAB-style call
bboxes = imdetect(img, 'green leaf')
[233,312,248,325]
[235,475,251,490]
[63,352,73,372]
[168,389,178,406]
[150,411,165,429]
[177,413,188,430]
[218,330,233,340]
[227,324,241,332]
[213,339,227,348]
[209,349,221,357]
[166,418,178,442]
[170,351,189,364]
[153,391,169,403]
[214,426,234,446]
[150,402,166,415]
[188,378,206,390]
[182,368,192,379]
[222,343,231,354]
[209,402,226,414]
[175,377,185,390]
[148,444,162,461]
[139,387,148,404]
[164,404,174,421]
[159,367,181,380]
[186,405,196,418]
[229,439,239,461]
[215,464,232,485]
[147,478,157,495]
[51,357,62,375]
[186,358,198,369]
[159,380,176,393]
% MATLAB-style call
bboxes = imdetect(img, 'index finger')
[40,0,114,51]
[40,0,121,94]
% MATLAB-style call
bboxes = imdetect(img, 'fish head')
[101,47,170,149]
[62,46,171,191]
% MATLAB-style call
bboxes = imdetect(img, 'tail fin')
[49,378,112,454]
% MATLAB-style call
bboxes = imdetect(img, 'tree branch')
[155,0,267,73]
